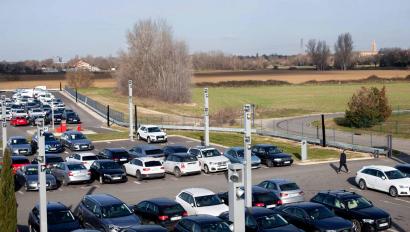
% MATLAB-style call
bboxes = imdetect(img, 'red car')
[10,116,29,126]
[11,156,30,174]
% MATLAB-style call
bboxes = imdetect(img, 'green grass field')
[79,82,410,118]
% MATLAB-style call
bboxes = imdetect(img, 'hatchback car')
[76,194,141,231]
[188,146,230,174]
[311,190,391,232]
[176,188,228,216]
[163,153,201,177]
[10,116,29,126]
[355,165,410,197]
[89,160,127,184]
[65,152,99,170]
[257,179,305,204]
[218,186,282,209]
[52,162,91,185]
[98,148,132,165]
[174,215,231,232]
[129,145,165,160]
[15,164,58,191]
[394,164,410,177]
[219,207,302,232]
[31,132,64,154]
[7,136,33,156]
[251,144,293,167]
[133,198,187,230]
[28,202,81,232]
[275,202,353,232]
[124,157,165,180]
[60,131,94,151]
[224,147,261,168]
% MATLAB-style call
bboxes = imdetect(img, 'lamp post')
[243,104,252,207]
[204,88,209,146]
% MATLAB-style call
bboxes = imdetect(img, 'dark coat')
[340,152,347,164]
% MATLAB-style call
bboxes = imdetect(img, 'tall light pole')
[1,95,7,156]
[51,103,55,131]
[36,119,48,232]
[204,88,209,146]
[243,104,252,207]
[128,80,134,141]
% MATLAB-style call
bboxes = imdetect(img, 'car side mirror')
[190,203,195,207]
[381,176,386,180]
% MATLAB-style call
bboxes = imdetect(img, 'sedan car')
[251,144,294,167]
[176,188,228,216]
[218,186,282,209]
[355,165,410,197]
[124,157,165,180]
[15,164,58,191]
[219,207,302,232]
[98,148,132,165]
[10,116,29,126]
[224,147,261,168]
[257,179,305,204]
[65,152,99,169]
[28,202,81,232]
[129,145,165,160]
[275,202,353,232]
[60,131,94,151]
[31,132,64,154]
[62,111,81,124]
[311,190,391,232]
[7,136,33,156]
[174,215,231,232]
[52,162,91,185]
[89,160,127,184]
[133,198,187,230]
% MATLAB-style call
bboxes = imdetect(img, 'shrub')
[344,86,392,128]
[211,108,239,126]
[0,148,17,231]
[65,70,94,88]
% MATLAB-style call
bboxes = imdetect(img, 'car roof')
[104,148,128,152]
[64,130,82,135]
[9,136,27,140]
[252,186,271,193]
[184,215,223,223]
[45,154,62,158]
[75,152,97,157]
[126,225,167,231]
[265,178,294,185]
[229,147,243,151]
[133,144,161,150]
[137,157,162,162]
[140,125,160,128]
[362,165,397,172]
[284,202,323,210]
[35,202,68,211]
[317,190,360,199]
[192,146,216,150]
[11,156,30,161]
[247,207,276,217]
[164,145,187,149]
[171,153,194,157]
[182,188,216,197]
[145,197,180,206]
[86,194,123,206]
[95,159,116,163]
[254,144,277,148]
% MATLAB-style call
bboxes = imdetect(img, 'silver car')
[7,136,33,156]
[15,164,58,191]
[52,162,91,185]
[257,179,305,204]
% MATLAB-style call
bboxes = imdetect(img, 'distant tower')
[371,40,377,53]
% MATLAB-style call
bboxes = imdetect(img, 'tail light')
[180,163,185,169]
[113,158,119,162]
[68,171,73,176]
[87,171,91,175]
[143,168,150,171]
[254,202,265,207]
[158,215,169,221]
[280,193,288,197]
[277,200,283,205]
[299,191,304,195]
[182,211,188,217]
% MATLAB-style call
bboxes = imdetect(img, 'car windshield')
[385,170,406,179]
[11,138,28,144]
[201,222,231,232]
[145,149,163,155]
[279,183,299,191]
[256,214,289,229]
[307,206,334,220]
[254,192,278,203]
[145,161,162,167]
[46,157,64,163]
[47,210,75,225]
[172,147,188,153]
[236,150,244,157]
[100,162,121,169]
[101,203,132,218]
[82,155,98,161]
[67,164,86,171]
[181,156,198,162]
[267,147,282,154]
[195,194,222,207]
[25,167,52,175]
[67,112,76,117]
[161,204,185,215]
[148,127,161,132]
[344,197,373,210]
[44,134,56,141]
[203,149,221,157]
[70,134,86,140]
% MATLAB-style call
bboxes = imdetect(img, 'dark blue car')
[31,132,64,153]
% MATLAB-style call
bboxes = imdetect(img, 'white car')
[176,188,229,216]
[137,125,167,143]
[123,157,165,180]
[28,108,46,118]
[65,152,99,170]
[163,153,201,177]
[11,109,28,118]
[355,165,410,197]
[188,146,230,174]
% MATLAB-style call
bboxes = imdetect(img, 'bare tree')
[116,19,192,103]
[306,39,330,70]
[334,33,354,70]
[65,70,94,88]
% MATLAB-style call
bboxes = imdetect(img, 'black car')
[45,111,63,125]
[98,148,132,165]
[76,194,141,231]
[311,190,391,232]
[60,130,94,151]
[89,160,127,184]
[129,145,165,159]
[163,145,188,158]
[219,186,282,208]
[251,144,293,167]
[28,202,81,232]
[62,111,81,124]
[31,132,64,153]
[394,164,410,177]
[32,154,64,168]
[119,225,168,232]
[133,197,187,230]
[174,215,231,232]
[219,207,302,232]
[275,202,353,232]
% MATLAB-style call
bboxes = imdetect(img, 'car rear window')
[145,161,162,167]
[12,158,30,164]
[279,183,299,191]
[161,204,185,215]
[145,149,163,155]
[112,151,130,159]
[68,164,86,170]
[46,157,64,163]
[181,156,198,162]
[82,155,98,161]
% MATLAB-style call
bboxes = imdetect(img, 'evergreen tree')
[0,148,18,232]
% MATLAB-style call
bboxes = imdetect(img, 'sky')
[1,0,409,61]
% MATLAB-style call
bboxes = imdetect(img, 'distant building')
[359,40,378,57]
[73,60,101,72]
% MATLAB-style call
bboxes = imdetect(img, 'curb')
[168,135,228,148]
[296,156,374,165]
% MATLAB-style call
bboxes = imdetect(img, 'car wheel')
[136,171,143,181]
[174,167,182,178]
[147,137,151,144]
[62,178,68,186]
[137,133,141,140]
[204,165,210,174]
[358,179,367,190]
[99,176,104,184]
[266,160,274,167]
[352,219,361,232]
[389,186,398,197]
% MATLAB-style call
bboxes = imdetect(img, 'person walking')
[337,149,349,173]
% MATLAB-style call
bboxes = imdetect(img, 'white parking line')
[133,181,141,185]
[381,200,410,209]
[394,198,410,204]
[18,191,24,195]
[203,173,210,176]
[349,187,362,192]
[169,142,175,144]
[92,185,100,188]
[262,166,269,169]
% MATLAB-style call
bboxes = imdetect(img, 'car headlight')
[109,224,121,232]
[325,230,336,232]
[362,219,375,224]
[274,158,282,162]
[45,145,51,149]
[74,144,80,148]
[103,174,111,177]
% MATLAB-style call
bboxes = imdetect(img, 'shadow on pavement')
[329,163,339,173]
[346,177,357,187]
[392,220,407,232]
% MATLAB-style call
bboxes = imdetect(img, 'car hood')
[9,144,31,150]
[102,214,140,228]
[48,221,81,232]
[389,177,410,186]
[267,153,292,159]
[71,139,91,144]
[201,156,229,163]
[314,216,352,230]
[261,224,301,232]
[148,132,166,136]
[353,206,390,219]
[101,169,125,175]
[195,204,229,216]
[45,140,61,146]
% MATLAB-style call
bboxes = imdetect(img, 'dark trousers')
[338,162,348,172]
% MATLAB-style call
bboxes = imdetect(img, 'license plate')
[171,216,182,221]
[20,150,27,153]
[158,138,163,140]
[72,120,77,122]
[120,158,127,161]
[50,148,56,151]
[81,145,87,148]
[267,204,276,208]
[379,222,388,227]
[284,161,290,164]
[112,177,121,180]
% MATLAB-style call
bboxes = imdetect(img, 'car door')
[91,203,103,229]
[363,168,377,189]
[135,201,150,223]
[52,163,64,182]
[292,208,311,230]
[164,155,174,172]
[146,202,160,224]
[80,198,96,228]
[376,170,390,193]
[89,162,100,179]
[322,195,336,213]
